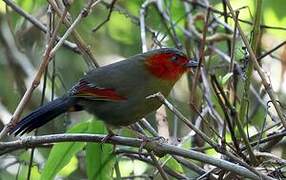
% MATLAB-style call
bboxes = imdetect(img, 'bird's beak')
[185,60,198,68]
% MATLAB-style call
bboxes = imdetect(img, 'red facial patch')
[145,53,188,81]
[75,81,126,101]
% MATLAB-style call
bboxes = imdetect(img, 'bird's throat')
[145,54,186,81]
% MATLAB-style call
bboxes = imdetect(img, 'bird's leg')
[128,124,167,156]
[129,123,146,138]
[129,124,166,142]
[138,136,167,159]
[101,128,116,143]
[101,127,116,152]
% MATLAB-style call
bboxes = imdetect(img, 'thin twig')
[114,159,121,180]
[191,8,210,103]
[183,0,286,31]
[173,156,216,180]
[3,0,79,53]
[225,0,286,129]
[146,93,219,149]
[229,11,239,73]
[47,0,99,69]
[153,2,182,49]
[49,3,92,57]
[222,0,232,55]
[0,7,69,140]
[100,1,156,35]
[210,75,245,158]
[149,151,169,180]
[27,5,54,180]
[140,0,155,52]
[258,40,286,60]
[139,118,159,137]
[147,93,274,180]
[92,0,117,32]
[120,152,187,179]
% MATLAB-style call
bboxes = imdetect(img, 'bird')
[8,48,197,136]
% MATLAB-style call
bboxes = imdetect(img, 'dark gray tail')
[9,97,81,136]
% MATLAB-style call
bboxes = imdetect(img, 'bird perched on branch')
[9,48,197,136]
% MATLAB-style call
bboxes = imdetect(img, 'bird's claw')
[138,136,167,157]
[101,133,115,143]
[100,133,116,152]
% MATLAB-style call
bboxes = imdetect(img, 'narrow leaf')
[40,121,90,180]
[220,72,233,85]
[85,120,115,180]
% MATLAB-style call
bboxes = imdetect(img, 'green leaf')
[58,156,78,177]
[0,1,5,14]
[162,156,184,174]
[115,159,148,177]
[220,72,233,85]
[18,164,41,180]
[40,121,90,180]
[107,12,134,45]
[85,120,115,180]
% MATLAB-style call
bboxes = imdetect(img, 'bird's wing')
[69,79,127,101]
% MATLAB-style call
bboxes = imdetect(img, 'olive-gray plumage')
[75,53,174,126]
[9,48,191,135]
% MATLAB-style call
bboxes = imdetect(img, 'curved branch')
[0,134,264,179]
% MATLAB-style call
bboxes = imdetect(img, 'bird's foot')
[101,133,116,152]
[138,136,167,156]
[101,133,115,143]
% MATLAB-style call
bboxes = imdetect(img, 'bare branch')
[0,134,263,179]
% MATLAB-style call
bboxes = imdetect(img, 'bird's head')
[144,48,197,81]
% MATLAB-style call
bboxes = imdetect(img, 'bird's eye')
[170,56,178,62]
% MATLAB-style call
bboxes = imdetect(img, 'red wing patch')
[74,80,126,101]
